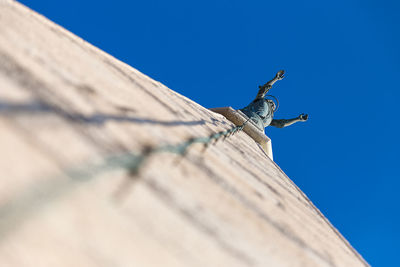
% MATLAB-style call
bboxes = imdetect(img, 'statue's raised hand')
[256,70,285,100]
[298,113,309,121]
[275,70,285,80]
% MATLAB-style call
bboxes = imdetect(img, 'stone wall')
[0,1,368,266]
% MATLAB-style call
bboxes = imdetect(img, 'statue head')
[265,95,279,113]
[267,99,276,112]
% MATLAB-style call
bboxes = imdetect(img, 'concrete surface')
[0,1,368,266]
[209,107,273,160]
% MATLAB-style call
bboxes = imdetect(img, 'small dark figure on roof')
[240,70,308,130]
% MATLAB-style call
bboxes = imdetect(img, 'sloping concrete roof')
[0,1,368,266]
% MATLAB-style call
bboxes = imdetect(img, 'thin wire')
[0,118,251,239]
[126,118,250,175]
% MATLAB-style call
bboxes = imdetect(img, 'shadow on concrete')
[0,99,206,127]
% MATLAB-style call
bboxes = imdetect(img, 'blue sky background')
[20,0,399,265]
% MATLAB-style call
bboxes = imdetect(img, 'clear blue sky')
[20,0,399,265]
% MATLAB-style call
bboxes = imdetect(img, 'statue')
[240,70,308,130]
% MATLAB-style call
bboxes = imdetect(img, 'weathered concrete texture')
[0,1,368,266]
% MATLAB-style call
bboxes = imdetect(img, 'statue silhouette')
[240,70,308,130]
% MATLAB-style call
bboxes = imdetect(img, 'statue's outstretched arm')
[254,70,285,101]
[270,114,309,128]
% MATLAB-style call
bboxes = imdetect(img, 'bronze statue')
[240,70,308,130]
